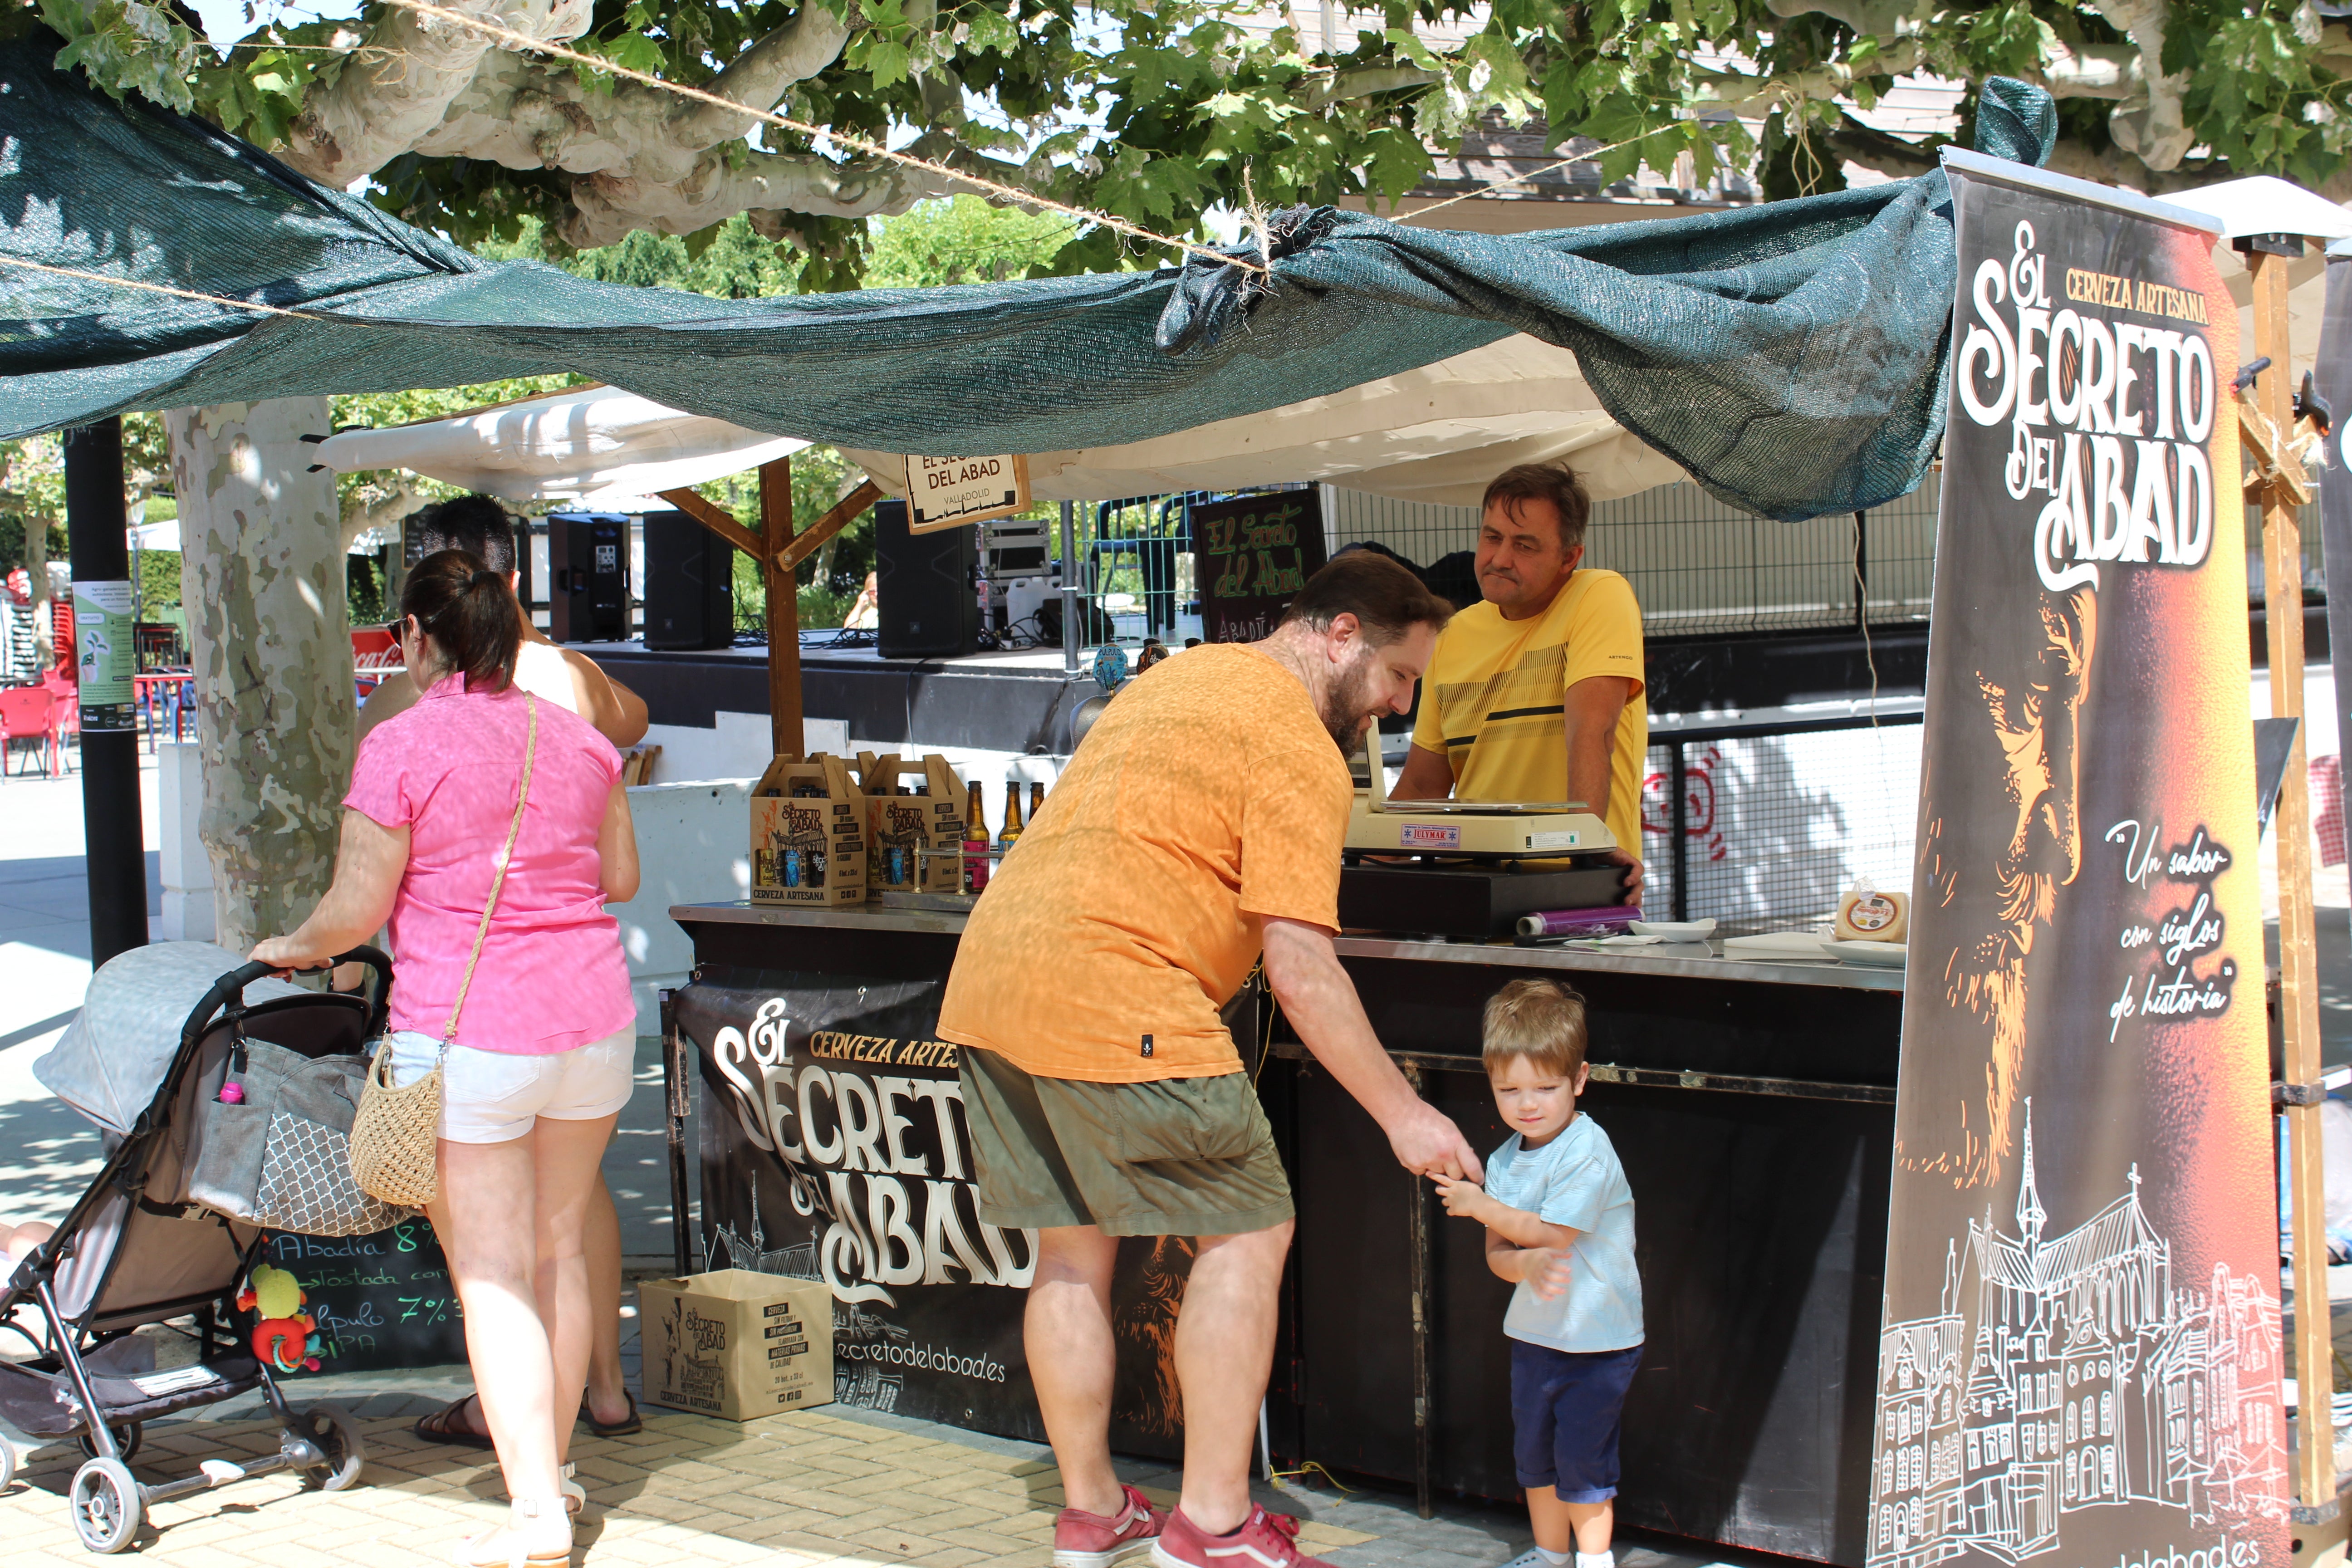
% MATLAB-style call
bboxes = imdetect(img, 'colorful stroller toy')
[1,942,391,1552]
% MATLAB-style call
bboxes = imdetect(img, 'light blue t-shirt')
[1483,1112,1643,1353]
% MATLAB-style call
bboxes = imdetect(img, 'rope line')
[0,254,327,318]
[373,0,1265,275]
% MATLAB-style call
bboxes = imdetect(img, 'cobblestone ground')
[0,1378,1721,1568]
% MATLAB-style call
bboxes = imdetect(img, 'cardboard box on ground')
[855,751,969,894]
[750,754,868,905]
[638,1269,834,1421]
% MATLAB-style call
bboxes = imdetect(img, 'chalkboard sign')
[259,1219,469,1374]
[1191,490,1326,644]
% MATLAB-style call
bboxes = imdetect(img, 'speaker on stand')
[875,499,980,659]
[547,513,630,643]
[642,510,735,650]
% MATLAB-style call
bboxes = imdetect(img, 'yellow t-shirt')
[1407,568,1647,856]
[938,643,1352,1083]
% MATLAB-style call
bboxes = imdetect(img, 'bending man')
[937,553,1481,1568]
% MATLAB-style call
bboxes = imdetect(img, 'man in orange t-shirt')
[938,554,1482,1568]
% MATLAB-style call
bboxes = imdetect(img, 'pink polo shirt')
[346,674,633,1054]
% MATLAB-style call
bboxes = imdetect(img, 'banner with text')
[678,967,1193,1450]
[1867,158,2286,1568]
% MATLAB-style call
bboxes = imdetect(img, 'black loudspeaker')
[642,510,734,650]
[548,513,629,643]
[876,499,980,659]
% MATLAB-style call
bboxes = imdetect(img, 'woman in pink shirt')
[254,549,638,1568]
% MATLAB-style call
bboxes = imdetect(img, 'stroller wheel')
[68,1457,143,1553]
[76,1423,141,1463]
[294,1406,365,1492]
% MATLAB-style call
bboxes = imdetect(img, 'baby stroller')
[1,941,392,1552]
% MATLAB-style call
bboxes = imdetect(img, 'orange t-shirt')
[937,643,1352,1083]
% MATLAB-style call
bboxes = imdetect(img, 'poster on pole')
[676,967,1192,1451]
[72,577,135,730]
[1192,488,1327,644]
[1868,151,2287,1568]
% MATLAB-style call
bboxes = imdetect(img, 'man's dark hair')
[1280,552,1454,644]
[404,494,518,574]
[1481,462,1592,557]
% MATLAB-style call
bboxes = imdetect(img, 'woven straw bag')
[349,695,539,1207]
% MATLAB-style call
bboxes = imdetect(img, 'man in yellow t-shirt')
[1392,462,1646,896]
[937,554,1482,1568]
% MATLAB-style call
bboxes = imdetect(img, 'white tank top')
[510,639,583,715]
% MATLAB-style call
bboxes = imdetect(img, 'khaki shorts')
[956,1048,1294,1238]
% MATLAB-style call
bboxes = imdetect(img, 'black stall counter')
[669,899,1901,1563]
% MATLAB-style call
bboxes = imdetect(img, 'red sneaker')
[1151,1504,1330,1568]
[1055,1484,1168,1568]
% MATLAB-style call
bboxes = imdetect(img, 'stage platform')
[593,634,1089,761]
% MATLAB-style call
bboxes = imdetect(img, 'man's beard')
[1316,661,1382,755]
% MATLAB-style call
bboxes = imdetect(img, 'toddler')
[1432,978,1642,1568]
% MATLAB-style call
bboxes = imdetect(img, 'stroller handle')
[196,946,395,1038]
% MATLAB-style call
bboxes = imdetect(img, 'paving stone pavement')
[0,1358,1754,1568]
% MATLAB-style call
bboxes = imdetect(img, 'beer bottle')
[963,781,992,893]
[1029,780,1046,822]
[998,780,1025,850]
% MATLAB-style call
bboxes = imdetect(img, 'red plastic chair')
[0,686,59,779]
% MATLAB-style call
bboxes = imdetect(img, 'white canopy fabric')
[301,338,1682,515]
[843,334,1686,509]
[310,385,809,507]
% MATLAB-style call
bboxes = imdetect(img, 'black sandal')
[414,1392,497,1450]
[579,1389,641,1437]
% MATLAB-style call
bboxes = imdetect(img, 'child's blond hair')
[1480,978,1589,1078]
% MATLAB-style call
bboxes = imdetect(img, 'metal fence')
[1323,476,1944,637]
[1640,709,1926,932]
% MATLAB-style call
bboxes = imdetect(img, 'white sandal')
[451,1496,573,1567]
[560,1461,588,1519]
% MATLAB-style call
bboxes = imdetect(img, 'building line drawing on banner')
[1870,1105,2286,1568]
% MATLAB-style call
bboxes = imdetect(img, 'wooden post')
[2252,247,2333,1516]
[761,458,802,760]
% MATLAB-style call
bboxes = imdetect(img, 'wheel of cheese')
[1834,887,1910,943]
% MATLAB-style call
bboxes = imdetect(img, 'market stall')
[667,901,1901,1559]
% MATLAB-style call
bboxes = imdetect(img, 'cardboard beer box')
[855,751,968,895]
[750,753,867,906]
[638,1269,833,1421]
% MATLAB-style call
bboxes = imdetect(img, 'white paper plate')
[1723,932,1829,959]
[1628,919,1716,941]
[1825,940,1907,967]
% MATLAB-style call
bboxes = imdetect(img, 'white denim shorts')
[381,1024,636,1145]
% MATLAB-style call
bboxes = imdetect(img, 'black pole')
[63,418,147,967]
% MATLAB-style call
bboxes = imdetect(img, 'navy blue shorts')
[1509,1340,1642,1500]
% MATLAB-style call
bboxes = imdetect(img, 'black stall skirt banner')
[676,966,1193,1450]
[1869,155,2286,1568]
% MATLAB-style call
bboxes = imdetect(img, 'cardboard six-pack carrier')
[855,751,969,895]
[750,753,868,906]
[638,1269,834,1421]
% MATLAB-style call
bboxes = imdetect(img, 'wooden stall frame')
[658,470,884,759]
[2242,237,2346,1553]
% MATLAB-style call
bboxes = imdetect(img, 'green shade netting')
[0,32,2054,522]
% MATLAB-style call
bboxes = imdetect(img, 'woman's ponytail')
[401,548,522,692]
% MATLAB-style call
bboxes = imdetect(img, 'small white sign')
[904,454,1031,534]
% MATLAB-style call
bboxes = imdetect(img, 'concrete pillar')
[156,740,214,943]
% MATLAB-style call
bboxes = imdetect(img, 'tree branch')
[665,5,855,151]
[278,0,593,185]
[556,146,958,247]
